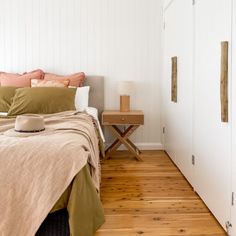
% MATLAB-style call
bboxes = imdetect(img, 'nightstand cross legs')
[105,125,142,161]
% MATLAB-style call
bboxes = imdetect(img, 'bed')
[0,76,105,236]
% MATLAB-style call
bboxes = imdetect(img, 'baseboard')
[105,142,164,150]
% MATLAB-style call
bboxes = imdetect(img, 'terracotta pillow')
[22,69,45,80]
[0,71,21,78]
[31,79,69,87]
[44,72,85,87]
[0,77,31,87]
[0,69,44,87]
[0,72,21,80]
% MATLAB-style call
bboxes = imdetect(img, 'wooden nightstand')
[102,110,144,161]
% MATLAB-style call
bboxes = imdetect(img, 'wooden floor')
[96,150,226,236]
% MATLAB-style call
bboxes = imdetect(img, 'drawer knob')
[121,117,125,121]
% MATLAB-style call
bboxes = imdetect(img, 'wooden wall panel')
[0,0,163,147]
[171,56,177,102]
[220,41,229,123]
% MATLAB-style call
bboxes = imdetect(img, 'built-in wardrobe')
[162,0,236,235]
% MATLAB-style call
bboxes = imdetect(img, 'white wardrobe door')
[230,1,236,234]
[163,0,193,183]
[194,0,231,229]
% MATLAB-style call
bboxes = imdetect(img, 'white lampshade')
[118,81,134,95]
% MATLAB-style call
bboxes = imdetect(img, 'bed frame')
[84,76,104,119]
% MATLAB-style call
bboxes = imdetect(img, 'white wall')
[163,0,174,10]
[0,0,163,149]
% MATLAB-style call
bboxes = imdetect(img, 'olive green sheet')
[50,164,105,236]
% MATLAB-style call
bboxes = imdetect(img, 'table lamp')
[118,81,134,112]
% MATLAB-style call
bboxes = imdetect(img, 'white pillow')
[75,86,90,111]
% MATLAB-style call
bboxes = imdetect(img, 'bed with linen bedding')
[0,75,105,236]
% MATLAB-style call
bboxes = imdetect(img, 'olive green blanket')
[50,164,105,236]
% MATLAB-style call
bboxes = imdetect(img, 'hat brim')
[4,128,53,138]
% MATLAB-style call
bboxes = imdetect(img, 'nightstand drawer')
[102,114,144,125]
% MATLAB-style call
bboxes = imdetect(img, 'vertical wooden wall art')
[220,41,229,122]
[171,56,178,102]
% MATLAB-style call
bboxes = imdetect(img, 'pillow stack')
[0,70,85,88]
[0,70,90,116]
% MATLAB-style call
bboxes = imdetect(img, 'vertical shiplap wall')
[0,0,163,148]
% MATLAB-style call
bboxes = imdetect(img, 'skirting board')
[105,142,164,151]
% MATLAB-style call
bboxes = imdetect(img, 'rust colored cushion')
[44,72,85,87]
[0,69,44,87]
[0,72,20,79]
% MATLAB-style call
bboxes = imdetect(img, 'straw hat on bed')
[4,114,49,137]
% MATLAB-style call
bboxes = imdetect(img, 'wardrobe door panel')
[230,1,236,234]
[163,0,193,183]
[194,0,231,229]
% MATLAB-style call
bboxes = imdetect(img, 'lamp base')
[120,95,130,112]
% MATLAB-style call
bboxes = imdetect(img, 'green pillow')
[8,87,76,116]
[0,87,17,112]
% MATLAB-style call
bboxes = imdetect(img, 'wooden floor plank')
[96,150,226,236]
